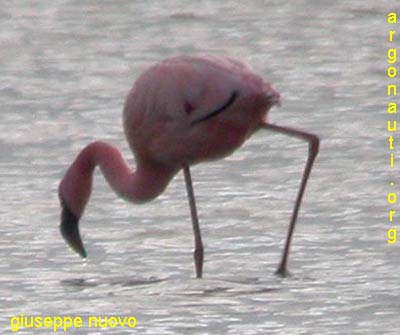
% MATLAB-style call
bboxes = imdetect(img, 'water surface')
[0,1,397,334]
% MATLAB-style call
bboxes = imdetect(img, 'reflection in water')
[61,277,167,288]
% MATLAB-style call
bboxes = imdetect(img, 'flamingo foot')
[60,198,87,258]
[194,247,203,279]
[275,263,291,278]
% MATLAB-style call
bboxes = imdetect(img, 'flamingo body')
[124,56,278,167]
[58,55,318,277]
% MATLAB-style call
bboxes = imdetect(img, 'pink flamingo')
[59,55,319,278]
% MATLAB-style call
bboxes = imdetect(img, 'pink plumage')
[59,55,319,278]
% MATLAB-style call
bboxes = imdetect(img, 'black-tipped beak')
[60,200,87,258]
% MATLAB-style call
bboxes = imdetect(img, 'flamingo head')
[58,157,93,259]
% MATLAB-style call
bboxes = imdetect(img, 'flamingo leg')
[183,165,204,278]
[260,123,319,277]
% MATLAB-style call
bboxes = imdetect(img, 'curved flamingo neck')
[59,141,177,217]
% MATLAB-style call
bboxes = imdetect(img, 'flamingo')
[59,55,319,278]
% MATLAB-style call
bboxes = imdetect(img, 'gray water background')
[0,1,397,334]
